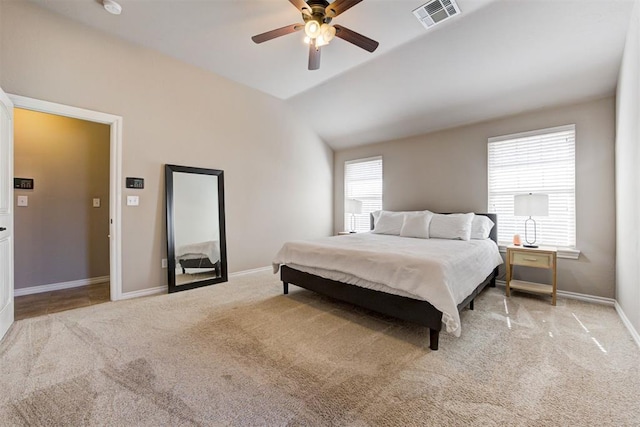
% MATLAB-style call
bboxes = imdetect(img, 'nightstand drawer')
[511,251,553,268]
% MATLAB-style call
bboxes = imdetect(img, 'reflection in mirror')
[165,165,227,293]
[174,173,220,285]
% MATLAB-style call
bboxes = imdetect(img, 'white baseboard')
[14,276,110,297]
[495,280,615,306]
[119,286,165,300]
[615,302,640,349]
[230,266,272,277]
[556,289,615,306]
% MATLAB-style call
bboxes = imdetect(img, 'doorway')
[13,109,111,318]
[9,95,123,306]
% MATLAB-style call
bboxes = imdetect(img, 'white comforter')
[272,233,503,336]
[176,241,220,263]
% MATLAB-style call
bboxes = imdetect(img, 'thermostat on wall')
[126,177,144,189]
[14,178,34,190]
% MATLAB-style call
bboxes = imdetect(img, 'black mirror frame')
[165,164,228,293]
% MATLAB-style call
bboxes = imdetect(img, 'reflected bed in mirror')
[165,164,228,293]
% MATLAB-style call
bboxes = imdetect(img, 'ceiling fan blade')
[325,0,363,17]
[308,40,321,70]
[334,24,379,52]
[251,24,303,44]
[289,0,312,16]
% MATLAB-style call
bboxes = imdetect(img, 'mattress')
[273,233,503,336]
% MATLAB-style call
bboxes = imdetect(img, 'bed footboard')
[281,265,444,350]
[281,265,497,351]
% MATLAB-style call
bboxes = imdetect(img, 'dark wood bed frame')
[280,213,498,351]
[178,258,221,276]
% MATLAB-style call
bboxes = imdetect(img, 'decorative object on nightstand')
[506,245,557,305]
[345,198,362,233]
[337,231,353,236]
[514,193,549,248]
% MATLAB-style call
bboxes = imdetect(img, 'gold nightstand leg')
[551,253,557,305]
[505,250,511,297]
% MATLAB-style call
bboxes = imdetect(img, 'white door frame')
[0,88,15,341]
[9,94,123,301]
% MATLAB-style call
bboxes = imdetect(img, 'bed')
[273,212,501,350]
[176,241,221,275]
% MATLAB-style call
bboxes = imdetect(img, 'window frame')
[487,124,579,259]
[344,156,383,233]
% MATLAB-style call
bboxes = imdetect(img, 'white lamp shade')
[514,193,549,216]
[345,198,363,214]
[304,20,321,38]
[320,24,336,42]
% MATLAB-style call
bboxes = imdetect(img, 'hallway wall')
[14,108,110,289]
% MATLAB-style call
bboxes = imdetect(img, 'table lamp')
[514,193,549,248]
[345,198,363,232]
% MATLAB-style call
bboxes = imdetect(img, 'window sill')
[498,244,580,260]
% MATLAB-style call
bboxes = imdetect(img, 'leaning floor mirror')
[165,164,228,293]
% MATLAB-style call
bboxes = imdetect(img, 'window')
[488,125,576,248]
[344,156,383,233]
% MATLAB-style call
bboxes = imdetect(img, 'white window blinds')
[344,156,383,233]
[488,125,576,247]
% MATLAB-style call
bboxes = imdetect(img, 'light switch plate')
[93,198,101,208]
[161,259,167,269]
[126,195,139,206]
[17,195,28,207]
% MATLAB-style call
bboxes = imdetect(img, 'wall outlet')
[126,195,139,206]
[93,198,101,208]
[17,195,28,207]
[161,259,167,268]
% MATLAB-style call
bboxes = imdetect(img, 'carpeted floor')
[0,270,638,426]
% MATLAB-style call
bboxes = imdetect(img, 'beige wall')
[615,2,640,334]
[335,97,616,298]
[14,109,110,289]
[1,1,333,293]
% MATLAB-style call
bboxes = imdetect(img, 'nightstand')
[506,245,557,305]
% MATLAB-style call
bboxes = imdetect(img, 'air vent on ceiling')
[413,0,461,29]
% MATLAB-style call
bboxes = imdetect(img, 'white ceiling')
[28,0,635,149]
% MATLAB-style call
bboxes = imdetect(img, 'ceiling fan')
[251,0,379,70]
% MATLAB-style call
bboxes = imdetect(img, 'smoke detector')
[413,0,461,29]
[103,0,122,15]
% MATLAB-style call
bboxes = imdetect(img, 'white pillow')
[429,213,474,241]
[371,210,383,227]
[372,211,407,235]
[471,215,494,240]
[400,212,433,239]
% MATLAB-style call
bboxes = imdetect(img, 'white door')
[0,87,14,342]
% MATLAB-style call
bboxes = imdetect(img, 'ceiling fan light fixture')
[320,24,336,43]
[304,20,321,38]
[251,0,378,70]
[102,0,122,15]
[316,35,329,47]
